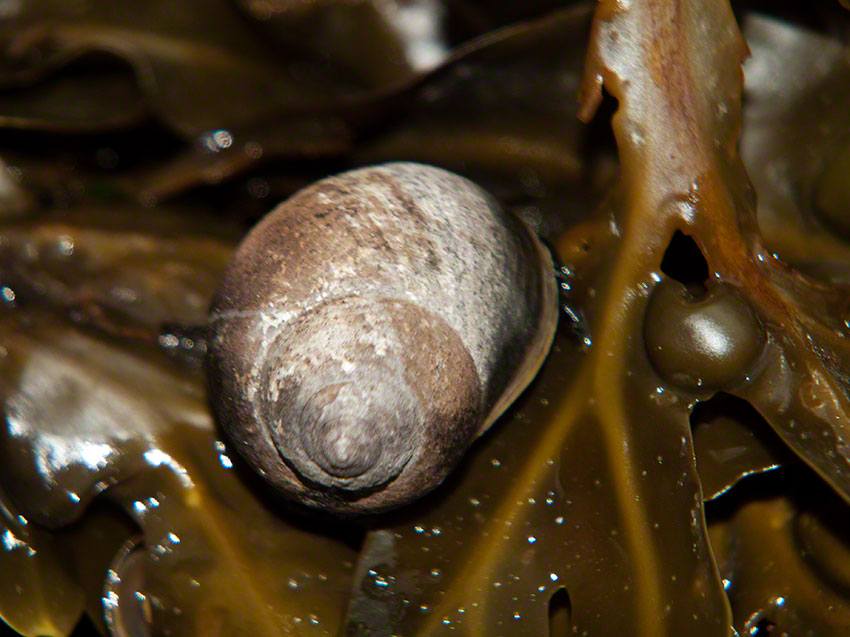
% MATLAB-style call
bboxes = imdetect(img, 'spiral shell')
[207,162,557,514]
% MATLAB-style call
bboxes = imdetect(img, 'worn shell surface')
[207,162,558,513]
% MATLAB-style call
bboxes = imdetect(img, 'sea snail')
[207,162,558,514]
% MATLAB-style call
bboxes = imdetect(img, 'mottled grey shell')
[207,162,557,514]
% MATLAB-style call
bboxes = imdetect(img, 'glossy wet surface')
[0,1,850,636]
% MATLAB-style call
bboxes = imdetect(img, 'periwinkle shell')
[207,162,558,514]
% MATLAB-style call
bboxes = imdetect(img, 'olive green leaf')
[691,393,795,501]
[582,0,850,521]
[4,1,850,636]
[0,61,146,132]
[0,310,358,636]
[123,5,603,208]
[354,6,594,191]
[0,205,236,337]
[345,0,840,633]
[233,0,419,88]
[0,0,361,138]
[0,485,85,637]
[0,199,355,635]
[708,467,850,635]
[740,10,850,283]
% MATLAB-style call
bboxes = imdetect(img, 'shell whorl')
[258,296,481,495]
[207,162,557,513]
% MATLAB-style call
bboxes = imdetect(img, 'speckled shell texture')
[207,162,557,514]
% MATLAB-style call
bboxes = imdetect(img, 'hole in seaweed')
[753,618,776,635]
[71,613,102,637]
[548,587,572,635]
[660,231,709,291]
[690,393,796,501]
[580,85,620,196]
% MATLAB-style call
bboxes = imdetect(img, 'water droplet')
[159,333,179,348]
[57,235,74,256]
[212,129,233,149]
